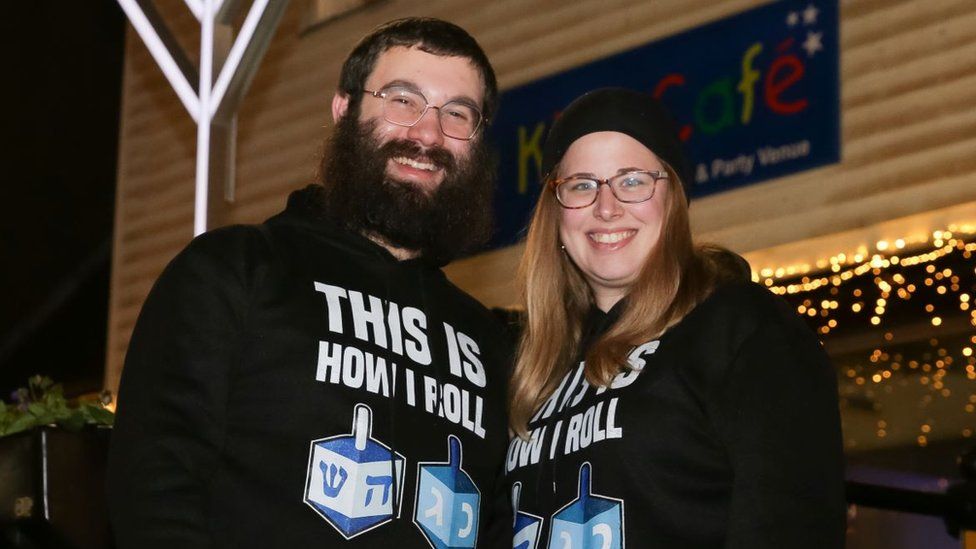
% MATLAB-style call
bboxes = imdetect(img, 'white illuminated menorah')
[116,0,290,235]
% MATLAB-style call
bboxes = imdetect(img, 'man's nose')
[406,108,444,148]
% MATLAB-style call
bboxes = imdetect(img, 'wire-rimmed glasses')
[362,85,483,140]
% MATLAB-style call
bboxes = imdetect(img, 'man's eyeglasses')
[362,86,484,140]
[549,170,668,209]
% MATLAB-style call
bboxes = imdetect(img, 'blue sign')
[488,0,840,247]
[414,435,481,549]
[304,404,406,539]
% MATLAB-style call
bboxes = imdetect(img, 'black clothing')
[108,186,512,548]
[504,282,845,548]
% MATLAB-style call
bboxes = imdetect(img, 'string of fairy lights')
[753,225,976,450]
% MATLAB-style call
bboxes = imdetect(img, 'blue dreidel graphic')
[512,482,543,549]
[548,463,624,549]
[303,403,405,539]
[414,435,481,549]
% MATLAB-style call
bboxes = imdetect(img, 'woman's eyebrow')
[562,167,649,178]
[563,171,597,178]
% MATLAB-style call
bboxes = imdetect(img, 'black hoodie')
[503,282,846,548]
[108,185,512,548]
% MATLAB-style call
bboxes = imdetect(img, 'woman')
[505,88,845,548]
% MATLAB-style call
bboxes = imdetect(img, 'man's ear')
[331,92,350,124]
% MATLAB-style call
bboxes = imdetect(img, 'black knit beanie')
[541,87,693,199]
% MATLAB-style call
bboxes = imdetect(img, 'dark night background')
[0,1,125,398]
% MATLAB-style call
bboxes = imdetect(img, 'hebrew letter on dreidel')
[458,502,473,538]
[320,461,348,498]
[591,524,612,549]
[365,475,394,506]
[425,486,445,526]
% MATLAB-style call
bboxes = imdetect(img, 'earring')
[560,244,566,251]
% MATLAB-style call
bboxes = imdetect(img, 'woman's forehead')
[560,132,662,172]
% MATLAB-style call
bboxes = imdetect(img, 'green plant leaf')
[34,414,57,427]
[0,376,116,438]
[60,413,87,432]
[88,406,116,426]
[5,414,37,436]
[27,403,47,416]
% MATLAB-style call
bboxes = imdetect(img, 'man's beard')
[318,114,496,264]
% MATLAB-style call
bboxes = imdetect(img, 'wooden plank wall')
[105,0,976,390]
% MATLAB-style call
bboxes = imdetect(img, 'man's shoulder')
[433,274,491,315]
[181,223,271,261]
[432,276,513,344]
[159,224,278,287]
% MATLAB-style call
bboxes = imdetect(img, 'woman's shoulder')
[698,280,789,320]
[663,282,828,396]
[666,280,803,349]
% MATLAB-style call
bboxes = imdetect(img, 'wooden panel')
[106,0,976,390]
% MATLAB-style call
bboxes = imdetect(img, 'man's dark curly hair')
[337,17,498,128]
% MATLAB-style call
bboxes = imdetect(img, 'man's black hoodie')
[108,185,512,548]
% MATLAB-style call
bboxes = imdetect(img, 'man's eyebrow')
[376,79,422,94]
[446,94,481,110]
[377,79,481,109]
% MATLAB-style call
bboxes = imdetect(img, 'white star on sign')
[803,4,819,25]
[803,30,823,57]
[786,11,800,26]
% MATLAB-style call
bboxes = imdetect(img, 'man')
[108,18,511,548]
